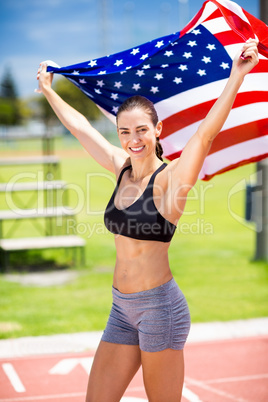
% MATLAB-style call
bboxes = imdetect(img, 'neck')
[129,156,163,182]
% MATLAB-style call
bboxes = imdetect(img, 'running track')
[0,319,268,401]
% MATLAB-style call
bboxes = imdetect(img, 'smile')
[129,146,145,153]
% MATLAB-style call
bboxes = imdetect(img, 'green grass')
[0,139,267,339]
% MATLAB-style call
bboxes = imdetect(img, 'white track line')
[2,363,25,393]
[204,373,268,384]
[185,376,249,402]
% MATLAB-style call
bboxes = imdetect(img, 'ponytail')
[156,137,163,161]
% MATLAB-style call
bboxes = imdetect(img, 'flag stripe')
[161,91,268,138]
[167,136,268,180]
[156,73,268,122]
[199,136,268,180]
[161,103,268,152]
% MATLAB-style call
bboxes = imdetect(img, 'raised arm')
[167,38,259,192]
[37,63,128,174]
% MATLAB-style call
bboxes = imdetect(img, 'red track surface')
[0,336,267,402]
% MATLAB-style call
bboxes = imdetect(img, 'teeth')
[130,146,144,151]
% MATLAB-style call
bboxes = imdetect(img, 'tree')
[0,68,21,125]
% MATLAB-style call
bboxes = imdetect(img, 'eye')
[120,131,129,135]
[138,128,147,133]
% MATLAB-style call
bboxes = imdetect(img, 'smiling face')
[117,107,162,160]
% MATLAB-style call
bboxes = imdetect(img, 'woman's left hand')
[231,38,259,78]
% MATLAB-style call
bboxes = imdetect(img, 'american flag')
[47,0,268,180]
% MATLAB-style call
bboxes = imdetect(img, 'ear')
[156,121,163,138]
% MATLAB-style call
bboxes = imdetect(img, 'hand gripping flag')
[47,0,268,180]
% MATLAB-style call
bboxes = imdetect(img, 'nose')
[130,132,141,144]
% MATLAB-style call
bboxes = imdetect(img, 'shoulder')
[114,157,131,180]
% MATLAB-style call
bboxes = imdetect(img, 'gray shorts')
[101,278,191,353]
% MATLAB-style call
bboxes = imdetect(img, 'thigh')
[141,348,184,402]
[86,340,141,402]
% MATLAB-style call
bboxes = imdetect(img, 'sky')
[0,0,260,99]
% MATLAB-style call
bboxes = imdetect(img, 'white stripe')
[2,363,26,393]
[162,102,268,153]
[156,73,268,121]
[185,2,218,34]
[202,17,232,34]
[224,43,267,60]
[215,0,250,24]
[199,135,268,178]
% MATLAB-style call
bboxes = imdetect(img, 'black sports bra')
[104,163,176,242]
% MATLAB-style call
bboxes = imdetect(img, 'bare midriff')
[113,235,173,294]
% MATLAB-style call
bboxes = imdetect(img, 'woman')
[37,38,259,402]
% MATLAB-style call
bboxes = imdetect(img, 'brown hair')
[116,95,163,161]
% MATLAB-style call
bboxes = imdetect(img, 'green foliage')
[0,68,21,125]
[34,77,101,127]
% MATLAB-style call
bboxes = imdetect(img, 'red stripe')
[201,153,268,181]
[162,119,268,159]
[202,8,222,22]
[243,10,268,58]
[214,31,243,46]
[161,91,268,139]
[164,150,268,181]
[209,0,253,41]
[208,119,268,155]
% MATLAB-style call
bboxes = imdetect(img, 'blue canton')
[47,25,232,115]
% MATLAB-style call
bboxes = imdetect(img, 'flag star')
[112,106,119,113]
[79,79,86,84]
[155,40,164,48]
[161,64,169,68]
[164,50,174,57]
[154,73,163,80]
[173,77,182,84]
[126,66,132,70]
[130,48,140,55]
[140,53,149,60]
[187,40,197,47]
[111,93,119,100]
[220,62,230,69]
[98,70,106,75]
[202,56,211,64]
[183,52,192,59]
[72,70,80,75]
[97,80,105,87]
[94,88,102,94]
[120,71,127,75]
[170,42,178,46]
[178,64,188,71]
[207,43,216,51]
[150,86,159,94]
[197,69,206,76]
[88,60,97,67]
[136,70,145,77]
[114,59,123,67]
[192,29,201,35]
[132,83,141,91]
[142,64,151,69]
[114,81,122,89]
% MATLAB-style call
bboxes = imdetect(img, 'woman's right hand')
[36,62,53,93]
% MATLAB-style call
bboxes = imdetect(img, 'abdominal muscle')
[113,235,173,294]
